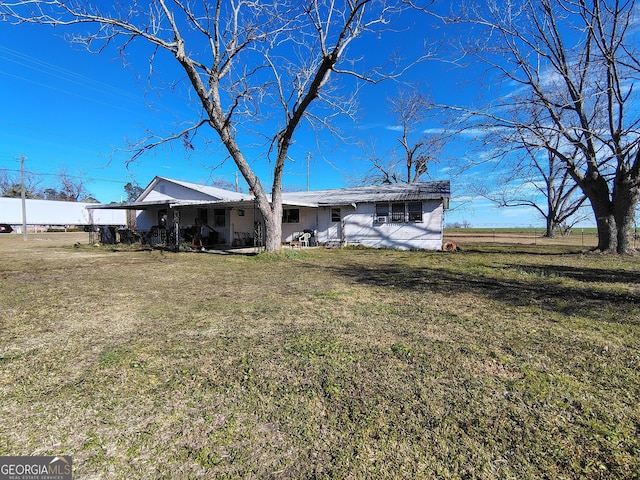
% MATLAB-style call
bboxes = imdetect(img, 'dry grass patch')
[0,234,639,478]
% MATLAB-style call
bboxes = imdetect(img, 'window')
[375,203,388,223]
[374,201,423,224]
[214,208,226,227]
[282,208,300,223]
[408,202,423,222]
[331,208,341,222]
[158,209,167,227]
[197,208,208,224]
[391,203,405,222]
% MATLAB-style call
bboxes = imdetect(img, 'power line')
[0,69,143,114]
[0,45,140,103]
[0,166,135,186]
[0,42,195,123]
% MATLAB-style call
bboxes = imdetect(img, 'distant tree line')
[0,169,98,203]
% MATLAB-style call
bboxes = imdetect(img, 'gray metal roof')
[281,181,450,207]
[92,179,450,210]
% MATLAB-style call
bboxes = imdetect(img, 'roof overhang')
[171,199,256,209]
[88,200,175,210]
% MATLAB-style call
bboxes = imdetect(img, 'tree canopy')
[441,0,640,253]
[1,0,432,251]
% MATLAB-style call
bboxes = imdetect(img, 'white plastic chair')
[298,232,311,247]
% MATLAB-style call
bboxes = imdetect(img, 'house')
[90,176,451,250]
[0,197,127,233]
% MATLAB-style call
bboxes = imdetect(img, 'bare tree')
[1,0,432,251]
[441,0,640,253]
[365,88,444,184]
[478,148,589,237]
[57,168,95,202]
[0,168,42,198]
[477,103,589,237]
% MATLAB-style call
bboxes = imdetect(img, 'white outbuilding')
[0,197,127,233]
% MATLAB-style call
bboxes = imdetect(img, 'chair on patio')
[298,232,311,247]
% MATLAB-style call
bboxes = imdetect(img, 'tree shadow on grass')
[323,261,639,327]
[504,263,640,285]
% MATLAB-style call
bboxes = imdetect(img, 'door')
[327,207,342,244]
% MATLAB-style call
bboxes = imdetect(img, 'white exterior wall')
[281,207,317,242]
[143,179,217,203]
[132,200,444,250]
[316,206,348,244]
[229,207,258,244]
[135,210,159,231]
[320,201,443,250]
[0,197,127,226]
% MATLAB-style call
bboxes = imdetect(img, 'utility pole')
[306,152,311,191]
[20,154,27,241]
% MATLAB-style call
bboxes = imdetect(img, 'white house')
[90,176,451,250]
[0,197,127,232]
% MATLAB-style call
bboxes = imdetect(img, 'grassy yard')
[1,233,639,479]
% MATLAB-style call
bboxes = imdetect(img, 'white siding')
[229,207,258,245]
[143,179,220,203]
[132,201,443,249]
[316,206,347,244]
[0,197,127,226]
[281,207,317,242]
[136,210,159,231]
[324,201,443,250]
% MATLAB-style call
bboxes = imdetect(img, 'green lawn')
[1,234,638,478]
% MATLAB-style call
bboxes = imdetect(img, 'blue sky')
[0,5,574,228]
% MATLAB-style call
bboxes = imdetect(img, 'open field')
[1,232,639,478]
[444,228,603,249]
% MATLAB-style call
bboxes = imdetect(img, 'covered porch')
[88,198,321,251]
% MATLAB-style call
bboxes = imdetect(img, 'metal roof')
[281,181,450,207]
[89,199,175,210]
[91,178,450,210]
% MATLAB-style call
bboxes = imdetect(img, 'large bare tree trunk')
[578,163,640,254]
[262,202,282,252]
[613,172,640,255]
[594,211,616,253]
[544,216,556,239]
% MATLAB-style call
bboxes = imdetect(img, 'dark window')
[375,203,388,222]
[391,203,405,222]
[197,208,208,224]
[374,201,423,224]
[158,209,167,227]
[282,208,300,223]
[331,208,341,222]
[408,202,423,222]
[214,208,226,227]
